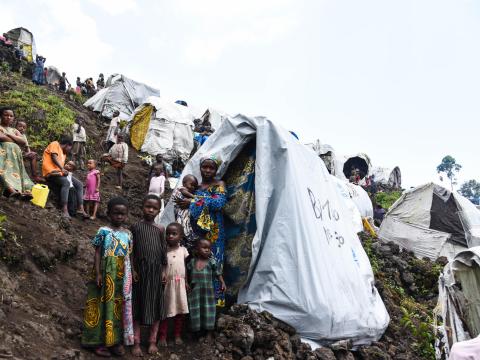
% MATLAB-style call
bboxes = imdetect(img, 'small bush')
[375,191,402,210]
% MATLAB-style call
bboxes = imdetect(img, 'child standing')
[188,238,226,341]
[148,163,166,198]
[172,174,198,252]
[159,223,189,347]
[81,197,134,357]
[131,195,167,357]
[72,116,87,170]
[101,133,128,189]
[84,159,101,220]
[15,120,42,182]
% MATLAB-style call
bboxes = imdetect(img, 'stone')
[401,272,415,285]
[313,347,336,360]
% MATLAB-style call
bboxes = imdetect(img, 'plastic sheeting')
[83,74,159,119]
[161,114,389,345]
[130,97,194,162]
[379,183,480,260]
[435,248,480,358]
[371,166,402,188]
[46,66,62,85]
[6,27,36,62]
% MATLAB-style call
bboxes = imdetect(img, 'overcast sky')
[2,0,478,188]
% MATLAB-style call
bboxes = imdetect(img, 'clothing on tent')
[130,105,154,150]
[223,140,256,302]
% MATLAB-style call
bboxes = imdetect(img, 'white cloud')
[174,1,298,66]
[87,0,137,16]
[27,0,113,81]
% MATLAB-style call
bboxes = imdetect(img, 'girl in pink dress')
[159,222,189,347]
[84,159,101,220]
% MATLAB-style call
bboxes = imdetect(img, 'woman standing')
[176,155,227,306]
[0,108,33,199]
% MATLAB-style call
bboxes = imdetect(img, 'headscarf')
[200,154,222,169]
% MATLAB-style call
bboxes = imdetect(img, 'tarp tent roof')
[46,66,62,85]
[84,74,159,119]
[5,27,36,62]
[129,97,194,163]
[372,166,402,189]
[161,114,389,345]
[434,247,480,357]
[378,183,480,260]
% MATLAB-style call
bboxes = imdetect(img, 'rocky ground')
[0,68,442,359]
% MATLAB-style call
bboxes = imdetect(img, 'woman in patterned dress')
[175,155,227,307]
[81,197,134,357]
[0,107,33,199]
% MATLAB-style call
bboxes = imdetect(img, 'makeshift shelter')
[5,27,36,62]
[434,247,480,358]
[45,66,62,86]
[372,166,402,189]
[343,153,371,180]
[83,74,159,119]
[199,108,229,130]
[378,183,480,260]
[308,140,345,177]
[129,97,194,163]
[161,114,389,345]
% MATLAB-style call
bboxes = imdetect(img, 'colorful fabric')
[200,154,222,168]
[42,141,66,177]
[164,246,189,318]
[130,105,153,150]
[81,227,133,347]
[223,140,256,302]
[187,258,220,331]
[122,255,134,345]
[190,185,226,306]
[131,221,168,325]
[84,169,100,202]
[0,126,33,193]
[173,189,195,252]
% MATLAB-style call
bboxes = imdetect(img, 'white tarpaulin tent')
[161,114,389,345]
[129,97,194,163]
[371,166,402,189]
[434,247,480,358]
[378,183,480,260]
[46,66,62,86]
[84,74,159,119]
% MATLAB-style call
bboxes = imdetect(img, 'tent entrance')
[430,192,466,247]
[343,156,368,179]
[222,139,257,305]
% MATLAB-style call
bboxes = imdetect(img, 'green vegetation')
[375,191,402,210]
[400,299,435,359]
[0,74,75,150]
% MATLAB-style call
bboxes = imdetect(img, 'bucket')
[31,184,49,208]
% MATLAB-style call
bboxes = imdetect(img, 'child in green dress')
[81,197,134,357]
[188,238,226,342]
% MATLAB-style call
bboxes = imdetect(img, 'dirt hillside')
[0,70,441,360]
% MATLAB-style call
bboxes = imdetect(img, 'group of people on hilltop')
[74,73,104,97]
[81,154,227,357]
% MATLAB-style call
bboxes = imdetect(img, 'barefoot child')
[15,120,42,182]
[173,174,198,252]
[101,133,128,189]
[72,116,87,170]
[131,195,167,356]
[84,159,100,220]
[159,223,189,347]
[188,238,226,341]
[81,197,134,357]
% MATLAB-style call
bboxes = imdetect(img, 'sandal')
[20,193,33,201]
[94,346,111,357]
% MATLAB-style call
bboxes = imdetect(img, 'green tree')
[436,155,462,190]
[459,180,480,204]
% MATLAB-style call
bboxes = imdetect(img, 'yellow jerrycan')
[31,184,49,208]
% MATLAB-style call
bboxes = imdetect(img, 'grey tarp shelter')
[161,114,389,345]
[378,183,480,260]
[83,74,160,119]
[5,27,36,62]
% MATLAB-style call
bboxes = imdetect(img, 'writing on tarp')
[308,187,345,248]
